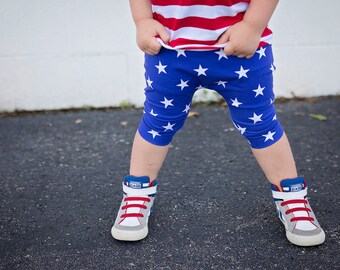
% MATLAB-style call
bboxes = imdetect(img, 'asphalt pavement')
[0,98,339,270]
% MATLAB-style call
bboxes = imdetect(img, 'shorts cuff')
[249,126,284,149]
[138,120,173,146]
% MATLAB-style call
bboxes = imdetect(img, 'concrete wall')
[0,0,339,112]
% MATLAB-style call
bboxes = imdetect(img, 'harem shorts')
[138,45,284,149]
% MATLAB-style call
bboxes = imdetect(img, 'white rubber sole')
[111,226,148,241]
[286,229,326,246]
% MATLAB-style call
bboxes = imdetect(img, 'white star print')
[215,49,228,60]
[176,50,186,57]
[270,98,274,104]
[155,61,167,74]
[150,109,158,117]
[256,47,266,59]
[194,65,208,76]
[249,112,263,124]
[253,84,265,97]
[177,79,189,90]
[196,85,204,90]
[146,77,153,88]
[148,130,161,139]
[235,66,250,79]
[262,131,276,142]
[216,81,227,88]
[270,64,276,72]
[234,122,246,134]
[183,104,191,114]
[272,114,277,121]
[162,122,175,132]
[230,98,243,107]
[160,97,174,108]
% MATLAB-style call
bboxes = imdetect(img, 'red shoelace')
[120,197,151,219]
[281,199,314,222]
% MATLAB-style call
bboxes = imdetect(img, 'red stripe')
[149,180,156,187]
[124,197,151,202]
[120,213,144,218]
[166,34,271,50]
[291,217,314,222]
[169,38,217,47]
[286,207,311,215]
[154,12,245,31]
[122,204,147,210]
[258,41,269,47]
[262,27,272,37]
[151,0,250,6]
[281,199,308,206]
[183,45,222,50]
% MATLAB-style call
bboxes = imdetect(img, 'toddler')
[111,0,325,246]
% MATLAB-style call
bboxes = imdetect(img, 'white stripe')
[272,188,307,200]
[167,27,272,45]
[166,26,230,42]
[123,184,157,196]
[260,34,273,44]
[157,33,272,51]
[152,3,249,19]
[157,38,226,50]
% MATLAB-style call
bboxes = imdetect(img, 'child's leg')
[130,130,170,181]
[111,131,170,241]
[112,48,198,241]
[127,49,200,181]
[209,45,324,246]
[251,132,297,190]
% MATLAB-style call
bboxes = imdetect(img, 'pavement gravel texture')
[0,98,339,270]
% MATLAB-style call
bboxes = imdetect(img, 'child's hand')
[216,20,263,59]
[135,18,170,55]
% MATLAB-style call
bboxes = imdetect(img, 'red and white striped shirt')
[151,0,273,50]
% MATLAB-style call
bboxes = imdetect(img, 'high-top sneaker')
[271,177,325,246]
[111,175,157,241]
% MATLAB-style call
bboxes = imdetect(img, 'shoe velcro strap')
[272,188,307,200]
[123,184,157,196]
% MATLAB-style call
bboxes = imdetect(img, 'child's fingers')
[157,25,170,44]
[216,30,231,45]
[223,43,235,56]
[245,54,254,59]
[145,38,162,55]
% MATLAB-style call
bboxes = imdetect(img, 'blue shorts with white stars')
[138,45,284,149]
